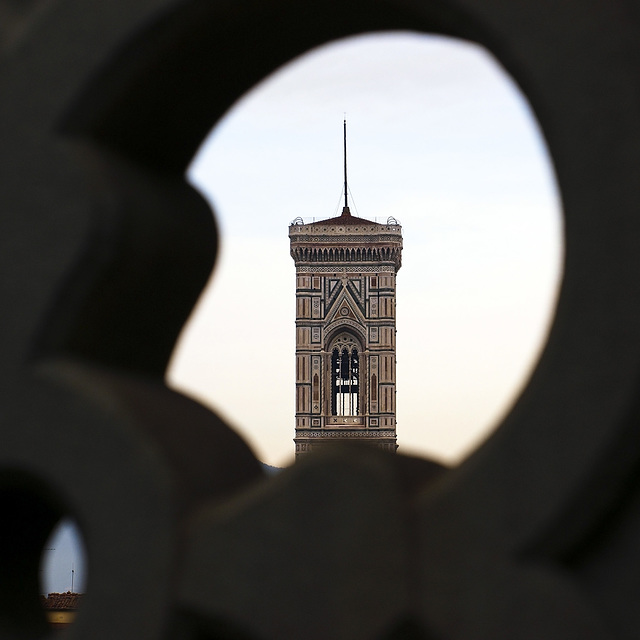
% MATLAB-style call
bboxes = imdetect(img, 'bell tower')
[289,121,403,457]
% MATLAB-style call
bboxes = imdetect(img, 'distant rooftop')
[42,592,83,610]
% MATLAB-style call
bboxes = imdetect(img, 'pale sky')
[167,31,563,468]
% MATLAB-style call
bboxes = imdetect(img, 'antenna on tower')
[343,117,350,216]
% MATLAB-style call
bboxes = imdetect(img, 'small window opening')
[0,473,87,636]
[332,346,359,416]
[40,518,87,631]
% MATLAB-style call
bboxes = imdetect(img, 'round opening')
[0,472,87,636]
[168,32,562,468]
[40,518,87,631]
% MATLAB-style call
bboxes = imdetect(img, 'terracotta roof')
[42,592,83,610]
[309,206,382,227]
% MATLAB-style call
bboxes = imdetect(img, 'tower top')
[290,121,402,457]
[302,119,378,226]
[289,120,403,229]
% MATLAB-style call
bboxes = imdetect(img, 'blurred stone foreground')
[3,1,640,639]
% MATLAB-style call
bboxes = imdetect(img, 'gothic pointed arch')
[327,329,363,417]
[324,322,366,351]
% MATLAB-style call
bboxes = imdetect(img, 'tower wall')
[289,213,402,457]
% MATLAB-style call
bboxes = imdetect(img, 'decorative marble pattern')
[290,213,402,456]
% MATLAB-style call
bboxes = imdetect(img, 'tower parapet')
[289,208,402,271]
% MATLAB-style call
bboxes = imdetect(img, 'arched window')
[331,343,359,416]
